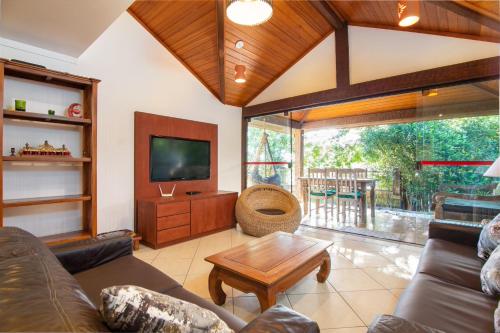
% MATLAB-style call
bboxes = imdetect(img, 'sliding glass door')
[245,114,297,195]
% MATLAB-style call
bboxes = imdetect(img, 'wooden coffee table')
[205,231,333,312]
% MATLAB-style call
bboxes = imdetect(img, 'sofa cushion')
[481,245,500,296]
[74,255,181,306]
[0,226,52,261]
[416,238,483,290]
[395,273,497,333]
[478,214,500,260]
[443,198,500,216]
[168,285,246,331]
[367,315,444,333]
[0,227,109,332]
[100,285,233,333]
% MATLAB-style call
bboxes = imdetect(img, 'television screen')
[150,136,210,182]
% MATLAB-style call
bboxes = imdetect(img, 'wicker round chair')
[236,184,302,237]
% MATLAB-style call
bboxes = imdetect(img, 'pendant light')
[234,40,246,84]
[398,0,420,27]
[226,0,273,26]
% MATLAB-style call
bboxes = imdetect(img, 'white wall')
[250,26,500,105]
[0,12,242,234]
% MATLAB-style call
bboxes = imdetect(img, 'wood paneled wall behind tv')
[134,111,218,201]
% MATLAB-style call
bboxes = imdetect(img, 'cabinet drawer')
[157,213,190,230]
[157,201,190,217]
[157,225,190,244]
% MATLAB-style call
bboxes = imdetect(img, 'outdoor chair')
[336,168,363,224]
[432,183,500,222]
[308,168,335,218]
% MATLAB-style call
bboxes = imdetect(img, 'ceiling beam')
[350,22,500,43]
[310,1,346,30]
[428,0,500,32]
[216,0,225,104]
[302,99,499,130]
[335,25,349,88]
[242,56,500,117]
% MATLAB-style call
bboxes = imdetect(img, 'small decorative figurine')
[19,141,71,156]
[67,103,82,118]
[48,109,55,115]
[15,99,26,112]
[10,148,15,156]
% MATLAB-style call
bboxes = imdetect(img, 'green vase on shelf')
[15,100,26,112]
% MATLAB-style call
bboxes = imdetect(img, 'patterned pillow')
[478,214,500,260]
[495,301,500,333]
[100,285,234,333]
[481,246,500,296]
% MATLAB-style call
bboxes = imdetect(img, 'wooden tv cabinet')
[137,191,238,249]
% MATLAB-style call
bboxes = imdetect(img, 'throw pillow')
[478,214,500,260]
[495,301,500,333]
[481,246,500,296]
[100,285,233,333]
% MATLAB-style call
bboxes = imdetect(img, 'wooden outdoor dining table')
[298,177,376,219]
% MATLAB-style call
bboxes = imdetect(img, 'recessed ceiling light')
[398,0,420,27]
[227,0,273,26]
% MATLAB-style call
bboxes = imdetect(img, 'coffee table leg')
[316,251,331,283]
[256,288,276,313]
[208,268,226,305]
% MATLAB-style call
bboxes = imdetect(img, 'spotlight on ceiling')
[226,0,273,26]
[235,65,246,83]
[422,88,438,97]
[398,0,420,27]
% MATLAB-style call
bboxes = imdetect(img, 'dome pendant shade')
[235,65,246,83]
[226,0,273,26]
[398,0,420,27]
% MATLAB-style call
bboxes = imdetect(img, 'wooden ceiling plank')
[302,99,498,130]
[216,0,225,103]
[242,56,500,117]
[349,21,500,43]
[473,82,499,97]
[310,0,346,30]
[428,0,500,32]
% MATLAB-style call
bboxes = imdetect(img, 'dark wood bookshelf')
[40,230,92,246]
[3,194,92,208]
[0,58,99,243]
[3,110,91,125]
[3,155,91,162]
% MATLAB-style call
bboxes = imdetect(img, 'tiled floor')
[301,206,432,245]
[134,225,423,331]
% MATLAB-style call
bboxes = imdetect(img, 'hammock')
[250,132,282,186]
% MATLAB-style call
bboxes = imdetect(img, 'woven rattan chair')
[236,184,302,237]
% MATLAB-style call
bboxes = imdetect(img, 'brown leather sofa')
[369,220,497,333]
[0,227,318,333]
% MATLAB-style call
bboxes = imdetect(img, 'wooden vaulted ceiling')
[128,0,500,107]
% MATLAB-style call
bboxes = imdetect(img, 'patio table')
[298,177,376,220]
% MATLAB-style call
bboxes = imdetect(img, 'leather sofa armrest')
[429,219,482,247]
[50,235,133,274]
[239,305,319,333]
[368,315,445,333]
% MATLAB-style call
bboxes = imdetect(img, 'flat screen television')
[150,136,210,182]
